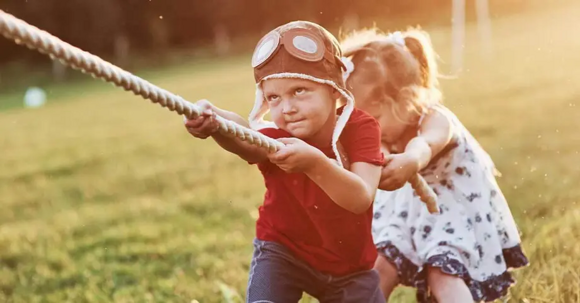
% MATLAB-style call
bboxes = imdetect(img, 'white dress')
[372,105,529,302]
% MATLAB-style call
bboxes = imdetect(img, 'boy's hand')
[267,137,324,173]
[379,152,420,191]
[184,99,220,139]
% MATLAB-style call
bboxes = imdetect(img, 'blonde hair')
[339,27,442,124]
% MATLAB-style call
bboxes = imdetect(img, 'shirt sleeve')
[341,109,385,166]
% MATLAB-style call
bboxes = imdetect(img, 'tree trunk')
[52,59,67,82]
[114,33,130,68]
[213,24,231,56]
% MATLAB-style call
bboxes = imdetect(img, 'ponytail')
[403,29,440,89]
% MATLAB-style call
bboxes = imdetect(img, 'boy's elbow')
[349,196,374,215]
[347,184,377,214]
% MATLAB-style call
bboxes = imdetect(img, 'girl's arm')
[305,157,381,214]
[405,109,453,170]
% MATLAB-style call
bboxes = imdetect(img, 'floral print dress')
[372,105,529,302]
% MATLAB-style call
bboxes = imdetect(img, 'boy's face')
[262,78,336,141]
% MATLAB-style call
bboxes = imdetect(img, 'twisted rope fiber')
[0,10,438,212]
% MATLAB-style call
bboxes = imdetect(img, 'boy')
[185,21,386,302]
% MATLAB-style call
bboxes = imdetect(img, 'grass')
[1,2,580,302]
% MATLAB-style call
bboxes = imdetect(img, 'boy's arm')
[405,110,453,170]
[305,157,381,214]
[209,106,269,163]
[303,110,383,215]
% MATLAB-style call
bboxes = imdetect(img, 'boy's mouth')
[286,118,305,124]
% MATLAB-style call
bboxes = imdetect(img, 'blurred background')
[0,0,540,93]
[1,0,579,302]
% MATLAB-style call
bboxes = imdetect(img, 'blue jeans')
[246,239,386,303]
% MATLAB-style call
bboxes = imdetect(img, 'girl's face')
[262,78,338,144]
[349,79,414,145]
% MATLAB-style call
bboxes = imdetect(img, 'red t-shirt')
[251,107,384,276]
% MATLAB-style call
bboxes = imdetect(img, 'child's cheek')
[273,117,286,129]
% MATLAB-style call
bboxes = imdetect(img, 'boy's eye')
[295,87,306,95]
[267,95,280,102]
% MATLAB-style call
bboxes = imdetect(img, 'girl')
[185,21,386,302]
[339,28,529,302]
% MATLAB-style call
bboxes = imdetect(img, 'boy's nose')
[282,101,298,115]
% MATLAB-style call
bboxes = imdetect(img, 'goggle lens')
[252,29,326,68]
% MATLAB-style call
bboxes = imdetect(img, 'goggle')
[251,28,345,70]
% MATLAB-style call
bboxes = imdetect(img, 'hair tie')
[385,31,405,46]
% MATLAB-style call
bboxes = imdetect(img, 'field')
[1,2,580,302]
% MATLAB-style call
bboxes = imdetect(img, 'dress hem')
[376,240,529,302]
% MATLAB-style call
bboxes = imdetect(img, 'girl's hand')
[379,152,420,191]
[267,137,324,173]
[184,99,220,139]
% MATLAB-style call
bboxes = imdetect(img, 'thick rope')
[0,10,438,213]
[409,175,439,214]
